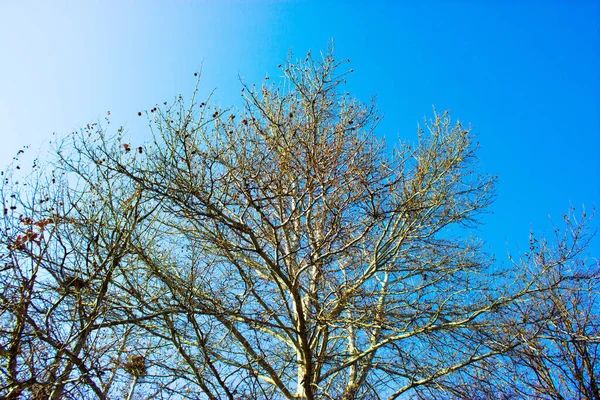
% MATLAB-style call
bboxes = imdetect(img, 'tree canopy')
[1,50,598,400]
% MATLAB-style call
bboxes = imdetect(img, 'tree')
[432,212,599,400]
[1,49,597,399]
[0,130,153,399]
[502,255,599,400]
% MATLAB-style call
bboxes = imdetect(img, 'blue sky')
[1,0,598,259]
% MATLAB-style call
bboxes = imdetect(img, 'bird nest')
[124,355,147,378]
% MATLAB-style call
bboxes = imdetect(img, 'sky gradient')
[1,0,598,260]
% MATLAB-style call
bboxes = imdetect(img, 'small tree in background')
[434,212,599,400]
[1,48,597,399]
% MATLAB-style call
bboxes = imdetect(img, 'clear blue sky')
[1,0,598,259]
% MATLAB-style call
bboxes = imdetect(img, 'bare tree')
[1,48,596,399]
[422,210,599,400]
[0,132,155,399]
[447,211,599,400]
